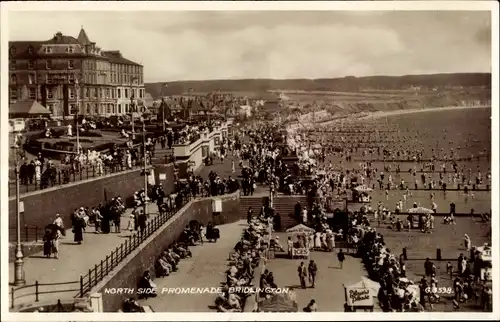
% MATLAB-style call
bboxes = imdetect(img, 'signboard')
[292,248,309,257]
[212,199,222,213]
[19,201,24,213]
[345,287,373,306]
[327,198,346,211]
[159,173,167,181]
[481,267,492,281]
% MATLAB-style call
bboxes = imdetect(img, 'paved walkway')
[9,203,160,308]
[139,220,246,312]
[265,231,377,312]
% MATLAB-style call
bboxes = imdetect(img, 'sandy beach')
[356,105,491,121]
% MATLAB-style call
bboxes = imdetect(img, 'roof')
[44,32,81,45]
[10,100,52,116]
[9,41,44,57]
[77,28,92,46]
[102,50,141,66]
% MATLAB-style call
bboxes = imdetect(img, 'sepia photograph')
[1,1,498,320]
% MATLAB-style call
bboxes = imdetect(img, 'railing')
[76,194,193,298]
[8,225,43,243]
[8,162,147,197]
[10,280,80,309]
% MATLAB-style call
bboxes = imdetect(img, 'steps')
[239,196,267,220]
[273,195,309,230]
[238,194,309,231]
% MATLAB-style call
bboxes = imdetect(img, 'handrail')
[10,280,80,309]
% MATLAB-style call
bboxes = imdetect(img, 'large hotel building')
[8,28,146,118]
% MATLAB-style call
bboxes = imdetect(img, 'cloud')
[7,11,492,81]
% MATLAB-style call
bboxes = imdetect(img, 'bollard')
[436,248,442,261]
[402,248,408,261]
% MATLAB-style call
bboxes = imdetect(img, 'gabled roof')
[77,27,92,46]
[9,100,52,116]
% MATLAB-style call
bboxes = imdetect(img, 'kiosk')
[286,224,315,259]
[343,277,380,312]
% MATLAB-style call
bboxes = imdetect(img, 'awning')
[9,100,51,117]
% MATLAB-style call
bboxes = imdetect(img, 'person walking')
[308,260,318,288]
[337,249,346,269]
[298,262,308,289]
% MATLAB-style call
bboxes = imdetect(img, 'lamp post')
[161,83,167,133]
[74,77,81,155]
[141,117,148,217]
[12,144,25,286]
[130,77,139,140]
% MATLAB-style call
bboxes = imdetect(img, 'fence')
[77,194,193,297]
[9,194,193,309]
[8,225,43,243]
[8,162,147,197]
[10,280,80,309]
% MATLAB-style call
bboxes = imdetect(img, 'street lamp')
[130,77,139,140]
[74,77,81,155]
[141,117,148,217]
[12,143,25,286]
[161,83,168,133]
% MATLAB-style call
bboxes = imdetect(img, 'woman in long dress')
[314,232,321,249]
[34,159,42,183]
[327,231,335,251]
[308,233,315,250]
[464,234,471,251]
[73,215,85,244]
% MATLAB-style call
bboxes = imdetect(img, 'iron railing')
[8,225,43,243]
[76,194,193,298]
[9,162,148,197]
[10,280,80,309]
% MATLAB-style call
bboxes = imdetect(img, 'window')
[10,47,17,55]
[106,88,110,98]
[46,75,53,84]
[117,89,121,98]
[125,104,129,113]
[68,74,75,84]
[93,88,97,98]
[44,46,52,54]
[28,60,35,70]
[66,46,74,53]
[85,88,90,98]
[70,104,77,115]
[140,89,143,98]
[46,60,52,69]
[125,89,128,99]
[47,88,53,99]
[29,74,35,84]
[10,74,17,84]
[9,60,16,70]
[94,104,99,114]
[107,104,112,114]
[29,88,36,99]
[69,87,75,99]
[68,60,74,69]
[47,104,54,113]
[10,88,17,100]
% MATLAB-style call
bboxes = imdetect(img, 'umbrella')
[408,207,433,214]
[286,224,315,234]
[353,185,373,193]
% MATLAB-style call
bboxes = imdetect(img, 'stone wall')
[91,192,241,312]
[8,166,172,231]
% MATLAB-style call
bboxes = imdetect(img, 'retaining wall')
[91,192,241,312]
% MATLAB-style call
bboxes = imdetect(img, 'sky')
[7,10,492,82]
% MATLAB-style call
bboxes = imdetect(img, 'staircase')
[273,195,309,231]
[152,148,174,165]
[239,195,267,220]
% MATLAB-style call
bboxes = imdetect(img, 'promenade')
[138,220,247,311]
[8,203,161,308]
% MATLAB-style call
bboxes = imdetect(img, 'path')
[265,231,376,312]
[9,203,160,308]
[138,220,246,312]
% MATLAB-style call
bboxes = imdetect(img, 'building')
[8,28,145,118]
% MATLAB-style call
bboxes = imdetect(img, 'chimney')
[55,32,63,41]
